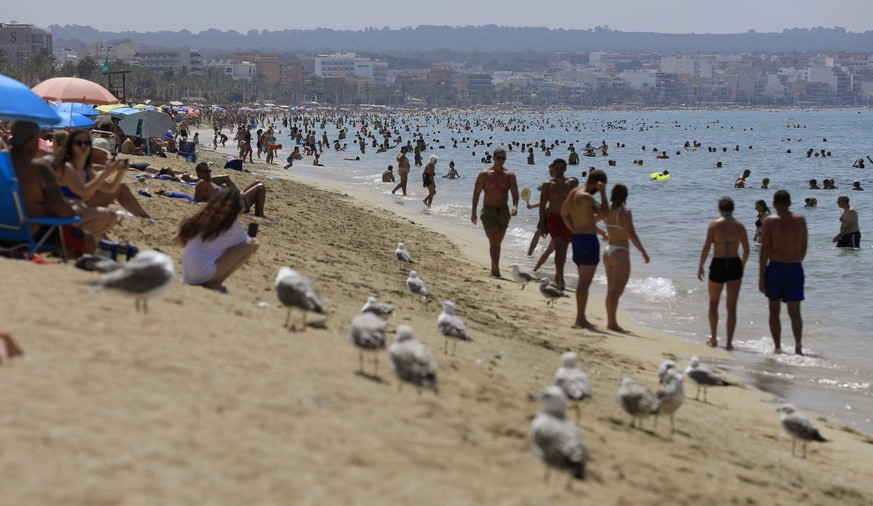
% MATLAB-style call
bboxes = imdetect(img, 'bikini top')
[606,209,625,230]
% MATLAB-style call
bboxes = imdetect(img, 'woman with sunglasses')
[176,188,259,293]
[55,130,152,220]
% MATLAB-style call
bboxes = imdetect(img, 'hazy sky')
[6,0,873,34]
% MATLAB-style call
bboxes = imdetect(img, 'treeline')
[52,25,873,53]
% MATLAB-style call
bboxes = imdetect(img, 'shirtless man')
[561,169,609,329]
[538,158,578,288]
[8,121,119,254]
[833,195,860,248]
[759,190,808,355]
[391,146,411,196]
[471,147,519,277]
[120,136,146,156]
[192,162,267,217]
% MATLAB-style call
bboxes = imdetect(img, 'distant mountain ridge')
[50,24,873,53]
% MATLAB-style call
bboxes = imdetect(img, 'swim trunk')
[765,261,804,302]
[836,231,861,248]
[571,233,600,266]
[708,257,743,284]
[480,205,510,231]
[547,212,571,244]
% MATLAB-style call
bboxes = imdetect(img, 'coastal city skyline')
[5,0,873,34]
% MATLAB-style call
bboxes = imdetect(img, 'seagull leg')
[285,309,291,329]
[695,386,701,401]
[302,311,308,329]
[452,340,457,356]
[373,354,379,378]
[703,387,708,403]
[801,441,807,459]
[791,439,796,457]
[135,298,141,314]
[358,352,364,374]
[670,414,675,435]
[444,337,448,355]
[573,402,580,422]
[543,466,550,483]
[653,414,659,429]
[144,298,149,314]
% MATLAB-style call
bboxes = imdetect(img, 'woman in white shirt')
[176,188,259,293]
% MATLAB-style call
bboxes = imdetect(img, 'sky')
[6,0,873,34]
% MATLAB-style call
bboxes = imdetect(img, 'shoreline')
[2,146,872,503]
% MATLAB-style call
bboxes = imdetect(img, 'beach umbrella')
[119,110,173,140]
[95,103,125,113]
[53,102,100,117]
[108,107,143,118]
[0,74,61,124]
[169,100,183,106]
[32,77,119,105]
[40,112,95,130]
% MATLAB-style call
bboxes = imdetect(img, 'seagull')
[510,264,536,289]
[94,250,174,313]
[654,369,684,434]
[406,270,430,303]
[360,296,393,319]
[618,376,660,429]
[778,404,827,458]
[530,385,587,488]
[553,352,591,420]
[348,312,387,377]
[395,242,414,263]
[389,325,438,394]
[539,278,567,307]
[658,360,678,385]
[275,267,326,330]
[437,300,471,355]
[685,355,731,402]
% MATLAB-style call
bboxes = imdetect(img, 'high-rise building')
[0,23,52,66]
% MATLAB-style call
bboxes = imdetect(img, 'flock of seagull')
[89,246,830,487]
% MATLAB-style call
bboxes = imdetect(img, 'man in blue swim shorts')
[759,190,808,355]
[561,169,609,329]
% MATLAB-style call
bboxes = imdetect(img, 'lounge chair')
[0,151,80,262]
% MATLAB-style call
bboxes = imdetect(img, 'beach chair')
[0,151,80,262]
[177,140,196,163]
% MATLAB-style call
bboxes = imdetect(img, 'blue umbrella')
[53,102,100,117]
[39,112,96,130]
[0,73,61,124]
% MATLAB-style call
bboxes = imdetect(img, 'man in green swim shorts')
[471,147,519,277]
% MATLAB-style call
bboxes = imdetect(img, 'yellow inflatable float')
[650,171,671,181]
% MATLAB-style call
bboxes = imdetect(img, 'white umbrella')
[119,110,173,139]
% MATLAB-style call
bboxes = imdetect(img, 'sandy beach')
[2,147,873,505]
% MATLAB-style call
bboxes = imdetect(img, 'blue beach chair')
[0,151,81,262]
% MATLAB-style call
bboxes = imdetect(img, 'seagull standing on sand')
[654,369,684,434]
[510,264,536,290]
[360,296,393,319]
[658,360,678,385]
[554,352,591,420]
[778,404,827,458]
[437,300,471,355]
[95,250,174,314]
[348,312,387,377]
[530,385,588,488]
[275,266,326,330]
[685,355,731,402]
[539,278,567,307]
[395,242,414,263]
[406,270,430,303]
[618,376,660,429]
[389,325,438,394]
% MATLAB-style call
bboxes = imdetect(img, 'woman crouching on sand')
[697,196,750,350]
[602,184,650,333]
[423,155,437,208]
[176,188,259,293]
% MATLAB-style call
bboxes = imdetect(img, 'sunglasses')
[74,140,92,147]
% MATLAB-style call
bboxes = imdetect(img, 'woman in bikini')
[422,155,437,208]
[602,184,650,333]
[753,199,771,244]
[697,196,750,350]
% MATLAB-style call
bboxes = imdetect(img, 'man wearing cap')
[759,190,807,355]
[833,195,860,248]
[8,121,120,254]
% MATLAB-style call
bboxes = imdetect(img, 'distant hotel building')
[0,23,52,65]
[306,53,388,86]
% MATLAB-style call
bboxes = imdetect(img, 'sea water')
[200,109,873,434]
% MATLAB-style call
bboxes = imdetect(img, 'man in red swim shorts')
[539,158,578,288]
